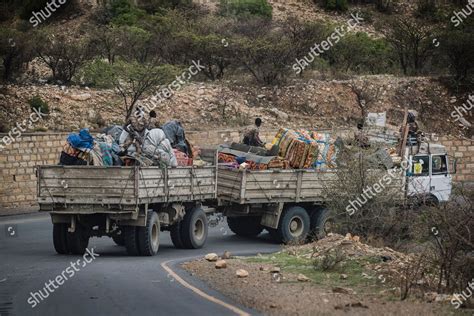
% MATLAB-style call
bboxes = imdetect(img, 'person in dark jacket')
[162,120,189,155]
[243,118,265,147]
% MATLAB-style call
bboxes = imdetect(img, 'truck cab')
[406,143,455,205]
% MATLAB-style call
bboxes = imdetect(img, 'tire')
[309,207,334,240]
[170,223,185,249]
[275,206,310,244]
[67,225,89,255]
[123,226,140,256]
[180,207,208,249]
[112,234,125,246]
[137,211,160,256]
[227,217,264,237]
[53,223,69,255]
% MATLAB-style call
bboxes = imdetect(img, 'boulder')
[297,274,310,282]
[215,260,227,269]
[204,253,219,262]
[236,269,249,278]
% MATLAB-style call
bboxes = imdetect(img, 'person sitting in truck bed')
[243,118,265,147]
[162,120,189,155]
[119,108,149,156]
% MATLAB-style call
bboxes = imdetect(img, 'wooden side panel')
[217,168,406,204]
[217,168,244,203]
[137,168,166,202]
[165,167,217,202]
[38,166,138,205]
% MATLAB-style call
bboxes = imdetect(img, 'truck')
[37,141,455,255]
[216,142,455,243]
[37,159,217,256]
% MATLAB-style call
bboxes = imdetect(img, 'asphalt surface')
[0,213,281,316]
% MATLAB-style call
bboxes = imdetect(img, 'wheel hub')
[193,218,204,240]
[289,216,304,237]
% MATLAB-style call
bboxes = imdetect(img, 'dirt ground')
[182,237,471,316]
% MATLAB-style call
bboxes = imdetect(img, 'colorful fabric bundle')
[173,149,192,167]
[271,128,339,170]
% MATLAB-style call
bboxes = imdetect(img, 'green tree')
[96,61,179,119]
[0,28,33,82]
[34,30,93,83]
[386,17,435,75]
[439,18,474,83]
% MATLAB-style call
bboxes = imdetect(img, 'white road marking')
[161,260,250,316]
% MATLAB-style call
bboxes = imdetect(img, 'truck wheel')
[53,223,69,254]
[170,223,185,249]
[309,208,334,240]
[112,234,125,246]
[227,217,264,237]
[180,207,208,249]
[137,211,160,256]
[123,226,140,256]
[276,206,310,244]
[67,225,89,255]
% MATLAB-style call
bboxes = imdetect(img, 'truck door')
[407,155,431,200]
[430,154,452,202]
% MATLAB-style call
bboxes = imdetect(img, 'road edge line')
[161,260,251,316]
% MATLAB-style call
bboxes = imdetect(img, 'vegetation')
[28,95,49,114]
[219,0,273,18]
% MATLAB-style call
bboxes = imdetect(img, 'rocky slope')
[0,75,468,136]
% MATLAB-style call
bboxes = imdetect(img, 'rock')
[332,287,355,295]
[269,107,289,120]
[236,269,249,278]
[70,93,92,101]
[340,274,348,280]
[270,267,281,273]
[215,260,227,269]
[257,94,266,99]
[204,253,219,262]
[222,251,231,259]
[297,274,310,282]
[424,292,438,302]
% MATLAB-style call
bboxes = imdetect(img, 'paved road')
[0,213,281,316]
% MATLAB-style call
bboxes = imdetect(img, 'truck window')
[432,155,447,175]
[412,156,429,176]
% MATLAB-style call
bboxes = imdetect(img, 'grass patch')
[246,252,387,294]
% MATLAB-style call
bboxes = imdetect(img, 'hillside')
[0,0,472,137]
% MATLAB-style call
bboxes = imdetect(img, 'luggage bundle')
[218,128,340,171]
[272,128,339,171]
[59,120,204,168]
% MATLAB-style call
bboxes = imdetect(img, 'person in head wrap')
[119,107,149,155]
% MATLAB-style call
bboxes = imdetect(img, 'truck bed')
[37,165,217,211]
[217,167,405,204]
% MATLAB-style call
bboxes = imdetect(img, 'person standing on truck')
[148,110,160,129]
[243,118,265,147]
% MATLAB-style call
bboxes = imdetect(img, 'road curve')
[0,213,281,316]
